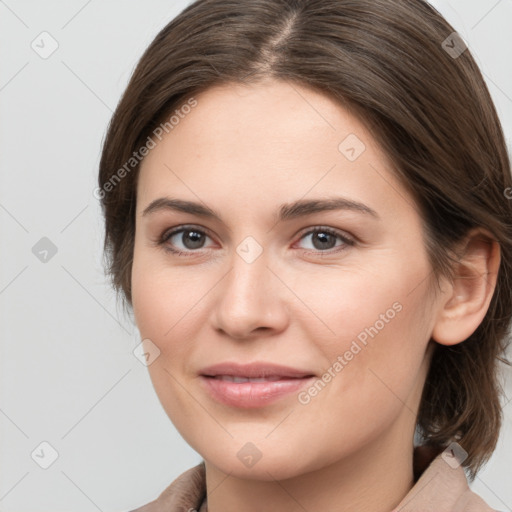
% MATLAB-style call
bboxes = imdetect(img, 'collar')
[132,446,496,511]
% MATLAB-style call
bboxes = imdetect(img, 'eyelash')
[156,224,356,258]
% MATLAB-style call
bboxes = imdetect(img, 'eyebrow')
[142,196,379,222]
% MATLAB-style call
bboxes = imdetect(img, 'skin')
[131,78,499,512]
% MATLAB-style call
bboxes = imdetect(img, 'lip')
[199,361,315,379]
[199,375,315,408]
[199,361,315,408]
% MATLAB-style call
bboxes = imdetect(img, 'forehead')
[136,79,412,221]
[167,79,374,155]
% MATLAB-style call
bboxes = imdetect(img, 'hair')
[98,0,512,480]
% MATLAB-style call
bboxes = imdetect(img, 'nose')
[211,248,290,340]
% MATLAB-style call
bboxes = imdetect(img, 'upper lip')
[200,362,315,379]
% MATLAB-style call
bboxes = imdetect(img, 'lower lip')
[199,376,315,408]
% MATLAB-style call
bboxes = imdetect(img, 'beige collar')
[131,447,497,512]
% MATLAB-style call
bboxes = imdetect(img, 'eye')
[295,226,355,254]
[159,226,215,256]
[157,225,355,257]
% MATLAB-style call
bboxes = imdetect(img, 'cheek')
[131,256,201,423]
[131,249,212,364]
[295,260,433,404]
[292,255,431,350]
[132,244,170,344]
[290,282,432,455]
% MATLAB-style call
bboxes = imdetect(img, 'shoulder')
[394,446,499,512]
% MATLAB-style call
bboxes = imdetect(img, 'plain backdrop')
[1,1,511,511]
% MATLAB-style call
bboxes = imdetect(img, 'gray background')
[0,1,511,511]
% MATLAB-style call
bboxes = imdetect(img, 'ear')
[431,229,500,346]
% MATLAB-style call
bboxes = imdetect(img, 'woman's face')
[132,79,442,479]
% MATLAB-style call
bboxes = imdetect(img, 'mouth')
[203,375,310,382]
[199,373,315,408]
[199,361,315,379]
[198,361,316,408]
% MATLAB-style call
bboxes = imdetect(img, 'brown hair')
[98,0,512,479]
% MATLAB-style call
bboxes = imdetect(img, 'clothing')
[128,446,499,512]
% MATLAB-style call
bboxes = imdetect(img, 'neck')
[204,415,416,512]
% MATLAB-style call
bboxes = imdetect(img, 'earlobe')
[431,229,500,346]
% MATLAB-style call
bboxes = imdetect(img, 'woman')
[97,0,512,510]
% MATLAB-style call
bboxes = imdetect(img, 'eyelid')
[295,225,355,243]
[161,224,215,241]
